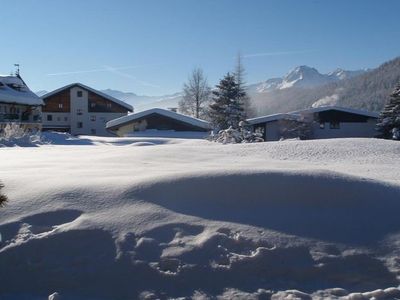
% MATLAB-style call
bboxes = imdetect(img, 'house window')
[330,121,340,129]
[77,122,83,128]
[57,117,61,122]
[58,103,63,109]
[319,122,325,129]
[47,114,53,121]
[107,103,112,108]
[90,115,96,121]
[90,102,96,108]
[64,117,68,121]
[90,129,96,135]
[77,91,83,97]
[77,109,83,115]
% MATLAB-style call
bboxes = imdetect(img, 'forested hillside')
[251,57,400,116]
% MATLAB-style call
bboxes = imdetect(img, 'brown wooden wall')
[42,89,71,112]
[88,91,130,113]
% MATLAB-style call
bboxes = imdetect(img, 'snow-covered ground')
[1,134,400,299]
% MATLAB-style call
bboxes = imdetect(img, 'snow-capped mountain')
[280,65,327,89]
[250,65,366,93]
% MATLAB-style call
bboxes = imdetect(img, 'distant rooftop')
[106,108,211,130]
[0,75,43,106]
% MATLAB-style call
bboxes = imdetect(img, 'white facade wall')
[42,112,70,129]
[86,112,128,136]
[42,86,128,136]
[70,87,88,135]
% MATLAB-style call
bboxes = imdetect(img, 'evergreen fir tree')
[0,182,7,207]
[377,83,400,139]
[209,73,245,130]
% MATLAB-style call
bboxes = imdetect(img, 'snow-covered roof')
[290,106,379,118]
[247,113,300,125]
[106,108,211,130]
[42,83,133,111]
[247,106,378,125]
[0,75,43,106]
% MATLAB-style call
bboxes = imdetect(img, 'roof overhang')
[42,83,133,112]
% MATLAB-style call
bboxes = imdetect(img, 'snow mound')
[1,170,400,298]
[129,171,400,245]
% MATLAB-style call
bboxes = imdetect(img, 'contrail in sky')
[46,65,151,76]
[243,49,317,58]
[103,65,160,88]
[47,64,161,88]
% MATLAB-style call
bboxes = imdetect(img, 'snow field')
[0,135,400,299]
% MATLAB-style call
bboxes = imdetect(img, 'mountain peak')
[280,65,325,89]
[250,65,367,92]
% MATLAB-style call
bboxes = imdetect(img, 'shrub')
[210,124,264,144]
[0,123,44,147]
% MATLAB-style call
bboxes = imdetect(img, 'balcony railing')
[0,113,41,123]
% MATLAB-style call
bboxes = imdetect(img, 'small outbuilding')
[247,106,379,141]
[106,108,211,137]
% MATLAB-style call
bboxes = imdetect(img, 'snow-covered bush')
[210,123,264,144]
[0,182,7,207]
[392,127,400,140]
[0,123,44,147]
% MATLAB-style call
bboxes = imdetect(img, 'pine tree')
[209,73,245,130]
[0,182,7,207]
[178,68,211,119]
[377,83,400,139]
[234,54,253,118]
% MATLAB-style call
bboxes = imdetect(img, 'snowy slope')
[1,136,400,299]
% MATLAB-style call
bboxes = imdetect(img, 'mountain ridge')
[35,57,400,117]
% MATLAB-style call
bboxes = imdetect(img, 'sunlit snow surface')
[1,133,400,299]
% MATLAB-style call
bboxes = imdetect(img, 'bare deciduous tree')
[179,68,211,119]
[234,53,253,118]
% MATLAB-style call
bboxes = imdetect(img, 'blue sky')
[1,0,399,95]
